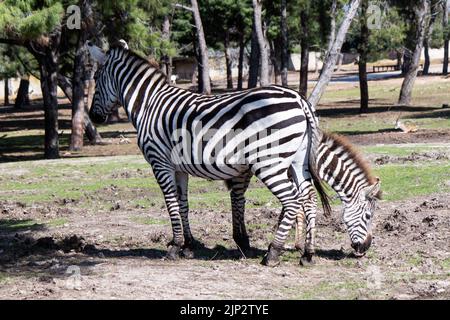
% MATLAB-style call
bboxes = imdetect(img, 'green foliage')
[0,0,64,40]
[345,1,406,62]
[96,0,177,59]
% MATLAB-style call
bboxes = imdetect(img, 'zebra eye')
[94,70,100,81]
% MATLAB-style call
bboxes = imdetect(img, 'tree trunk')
[308,0,361,108]
[299,5,309,97]
[252,0,270,86]
[270,40,281,84]
[237,31,245,90]
[423,5,437,76]
[57,74,102,144]
[358,0,369,113]
[197,51,204,93]
[14,75,30,109]
[70,34,87,151]
[398,0,429,106]
[191,0,211,94]
[280,0,289,87]
[4,78,9,106]
[70,0,96,151]
[423,41,430,75]
[327,0,338,55]
[443,0,449,75]
[248,21,260,88]
[224,31,233,89]
[39,55,60,159]
[85,79,102,143]
[162,15,173,84]
[396,50,403,70]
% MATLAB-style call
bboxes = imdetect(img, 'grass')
[441,258,450,270]
[293,279,367,300]
[130,216,168,226]
[0,272,9,284]
[407,254,424,267]
[321,110,450,135]
[46,218,69,227]
[321,80,450,107]
[373,163,450,201]
[362,144,450,157]
[0,219,42,231]
[0,149,448,208]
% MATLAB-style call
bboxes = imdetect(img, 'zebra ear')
[86,41,106,64]
[362,178,381,200]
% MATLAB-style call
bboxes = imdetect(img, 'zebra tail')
[309,151,332,217]
[302,99,332,217]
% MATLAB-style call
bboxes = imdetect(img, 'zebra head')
[86,41,126,123]
[343,178,381,257]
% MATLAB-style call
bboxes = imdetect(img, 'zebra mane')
[321,132,381,198]
[108,45,163,72]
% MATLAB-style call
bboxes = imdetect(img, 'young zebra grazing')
[292,132,382,265]
[86,42,376,266]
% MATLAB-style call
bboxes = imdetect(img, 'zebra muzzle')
[89,109,107,124]
[351,234,372,257]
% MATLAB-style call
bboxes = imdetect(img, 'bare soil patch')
[0,192,448,299]
[346,129,450,146]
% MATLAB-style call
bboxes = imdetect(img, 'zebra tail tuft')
[309,129,332,217]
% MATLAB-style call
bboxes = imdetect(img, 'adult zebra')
[87,42,377,266]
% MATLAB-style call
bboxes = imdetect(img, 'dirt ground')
[0,188,449,299]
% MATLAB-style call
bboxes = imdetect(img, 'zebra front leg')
[294,211,305,252]
[176,172,195,259]
[153,168,184,260]
[298,181,318,266]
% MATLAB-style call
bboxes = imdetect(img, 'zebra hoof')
[300,252,315,267]
[166,244,181,260]
[261,245,282,267]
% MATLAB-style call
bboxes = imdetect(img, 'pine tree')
[0,0,65,159]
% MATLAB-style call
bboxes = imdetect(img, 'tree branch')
[173,3,194,12]
[0,38,25,46]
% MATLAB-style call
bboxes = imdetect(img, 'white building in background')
[0,77,40,102]
[0,76,64,103]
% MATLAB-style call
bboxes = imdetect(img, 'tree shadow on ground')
[315,248,357,261]
[316,105,439,118]
[403,109,450,120]
[0,219,267,281]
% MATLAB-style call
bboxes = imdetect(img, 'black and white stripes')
[87,43,379,265]
[294,132,381,261]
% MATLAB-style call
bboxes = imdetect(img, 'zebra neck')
[117,64,167,128]
[317,143,371,205]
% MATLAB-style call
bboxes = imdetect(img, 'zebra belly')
[174,163,250,180]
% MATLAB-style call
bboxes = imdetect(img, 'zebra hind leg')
[257,170,303,267]
[299,186,317,266]
[176,171,195,259]
[228,174,252,256]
